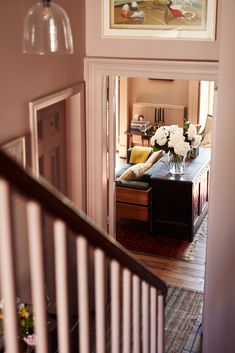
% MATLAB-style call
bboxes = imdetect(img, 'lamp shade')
[23,0,74,55]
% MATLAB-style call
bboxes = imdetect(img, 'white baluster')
[133,275,140,353]
[150,287,157,353]
[111,260,120,353]
[0,179,19,353]
[27,201,48,353]
[123,268,131,353]
[158,294,164,353]
[54,220,70,353]
[95,248,106,353]
[77,236,90,353]
[142,281,149,353]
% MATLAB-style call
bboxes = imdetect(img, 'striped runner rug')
[88,286,203,353]
[165,286,203,353]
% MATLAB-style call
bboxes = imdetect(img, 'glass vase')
[168,152,185,175]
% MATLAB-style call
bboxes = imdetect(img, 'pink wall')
[0,0,85,301]
[0,0,85,143]
[128,78,189,106]
[203,1,235,352]
[86,0,220,61]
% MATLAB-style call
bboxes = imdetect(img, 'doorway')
[29,83,86,211]
[84,58,218,234]
[114,77,214,289]
[84,59,218,348]
[29,83,86,312]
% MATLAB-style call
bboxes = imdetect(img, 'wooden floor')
[132,232,207,292]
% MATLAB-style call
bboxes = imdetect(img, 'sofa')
[116,147,163,187]
[115,146,163,223]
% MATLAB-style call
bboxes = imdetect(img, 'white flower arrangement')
[150,121,202,158]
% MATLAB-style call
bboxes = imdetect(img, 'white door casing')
[107,76,118,237]
[84,58,218,233]
[118,77,128,158]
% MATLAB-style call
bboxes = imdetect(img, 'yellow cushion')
[129,146,152,164]
[146,150,163,165]
[119,163,152,181]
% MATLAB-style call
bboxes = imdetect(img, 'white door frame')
[29,83,86,212]
[84,58,219,233]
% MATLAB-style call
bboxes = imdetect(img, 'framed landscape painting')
[103,0,217,40]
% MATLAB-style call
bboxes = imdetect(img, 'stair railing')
[0,150,167,353]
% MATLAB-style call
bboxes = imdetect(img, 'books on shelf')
[130,119,152,132]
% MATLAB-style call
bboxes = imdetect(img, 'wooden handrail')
[0,150,167,297]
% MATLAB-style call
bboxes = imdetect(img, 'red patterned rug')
[116,216,207,260]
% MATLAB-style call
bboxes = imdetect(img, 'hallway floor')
[133,236,206,353]
[182,316,203,353]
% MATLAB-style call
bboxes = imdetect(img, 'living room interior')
[112,74,213,267]
[116,77,214,162]
[115,78,214,228]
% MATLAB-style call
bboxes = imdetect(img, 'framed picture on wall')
[1,136,26,168]
[103,0,217,40]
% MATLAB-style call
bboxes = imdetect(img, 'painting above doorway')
[104,0,217,40]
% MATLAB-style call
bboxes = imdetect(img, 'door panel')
[37,100,67,308]
[37,100,67,194]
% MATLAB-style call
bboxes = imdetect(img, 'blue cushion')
[141,158,164,182]
[116,180,150,190]
[115,163,133,178]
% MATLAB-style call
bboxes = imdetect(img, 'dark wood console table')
[150,148,210,242]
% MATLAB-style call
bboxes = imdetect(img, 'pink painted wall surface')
[86,0,220,61]
[0,0,85,144]
[203,1,235,352]
[0,0,85,301]
[128,78,189,106]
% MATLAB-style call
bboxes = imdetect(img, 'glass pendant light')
[23,0,74,55]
